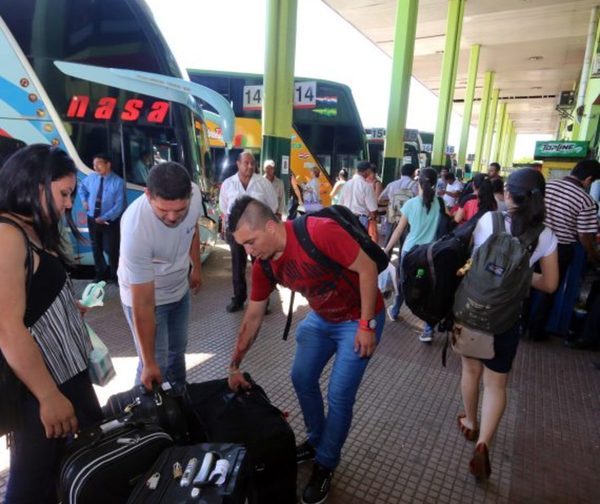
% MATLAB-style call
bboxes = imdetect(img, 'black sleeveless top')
[22,244,91,384]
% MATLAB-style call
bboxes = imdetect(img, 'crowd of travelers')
[0,143,598,504]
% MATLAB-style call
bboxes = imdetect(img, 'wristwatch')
[359,318,377,331]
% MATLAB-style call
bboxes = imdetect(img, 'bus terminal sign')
[534,141,588,159]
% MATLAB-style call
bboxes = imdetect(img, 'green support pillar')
[482,88,500,170]
[432,0,466,170]
[261,0,298,194]
[472,71,494,173]
[492,102,506,163]
[458,44,480,169]
[382,0,419,185]
[498,110,511,167]
[508,128,517,167]
[500,119,512,167]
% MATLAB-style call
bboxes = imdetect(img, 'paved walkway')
[1,244,599,503]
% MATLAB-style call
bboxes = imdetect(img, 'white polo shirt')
[118,183,203,307]
[219,172,278,223]
[339,174,378,215]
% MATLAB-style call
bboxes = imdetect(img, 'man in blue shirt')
[80,153,126,282]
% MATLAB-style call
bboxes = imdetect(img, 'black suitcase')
[59,418,173,504]
[103,383,190,442]
[127,443,248,504]
[184,375,297,504]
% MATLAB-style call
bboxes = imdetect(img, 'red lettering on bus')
[66,95,90,118]
[94,97,117,120]
[121,99,143,121]
[147,101,169,123]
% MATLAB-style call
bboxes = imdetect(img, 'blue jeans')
[291,310,385,470]
[123,290,190,387]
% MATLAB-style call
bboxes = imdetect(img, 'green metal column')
[382,0,419,185]
[472,71,494,172]
[262,0,298,193]
[507,128,517,167]
[498,110,511,167]
[458,44,480,169]
[492,102,507,163]
[431,0,466,169]
[500,119,512,167]
[482,88,500,170]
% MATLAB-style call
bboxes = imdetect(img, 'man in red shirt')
[226,196,385,504]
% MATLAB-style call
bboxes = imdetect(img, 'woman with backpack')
[383,167,443,342]
[456,168,558,481]
[453,174,496,225]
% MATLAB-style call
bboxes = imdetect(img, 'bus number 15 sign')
[243,81,316,111]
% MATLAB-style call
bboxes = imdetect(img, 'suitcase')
[127,443,248,504]
[103,382,190,442]
[59,418,173,504]
[184,375,297,504]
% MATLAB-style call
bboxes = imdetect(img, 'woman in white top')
[458,168,559,481]
[330,169,348,205]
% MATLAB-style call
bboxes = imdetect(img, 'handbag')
[451,323,495,359]
[0,217,33,437]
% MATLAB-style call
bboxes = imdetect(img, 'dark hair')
[356,160,371,173]
[473,176,496,213]
[228,195,277,233]
[445,172,456,183]
[401,163,417,177]
[489,162,501,173]
[147,162,192,200]
[0,144,80,259]
[338,169,348,181]
[93,152,112,164]
[418,167,437,213]
[490,178,504,194]
[506,168,546,236]
[571,159,600,182]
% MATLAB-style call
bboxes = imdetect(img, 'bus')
[187,70,367,206]
[0,0,231,264]
[364,127,430,177]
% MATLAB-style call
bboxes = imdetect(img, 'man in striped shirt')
[529,159,600,340]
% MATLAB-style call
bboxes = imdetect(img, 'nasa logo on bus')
[65,95,170,124]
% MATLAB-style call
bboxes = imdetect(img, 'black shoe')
[302,462,333,504]
[296,440,316,464]
[226,298,244,313]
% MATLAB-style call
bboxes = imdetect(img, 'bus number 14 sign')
[243,81,316,111]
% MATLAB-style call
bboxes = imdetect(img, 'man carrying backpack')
[379,163,418,247]
[226,196,385,504]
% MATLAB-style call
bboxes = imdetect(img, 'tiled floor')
[1,244,599,503]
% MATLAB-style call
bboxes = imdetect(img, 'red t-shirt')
[462,198,479,222]
[250,218,384,322]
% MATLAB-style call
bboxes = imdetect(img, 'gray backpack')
[387,180,416,223]
[453,212,543,334]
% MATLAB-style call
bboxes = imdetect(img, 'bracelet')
[228,368,241,376]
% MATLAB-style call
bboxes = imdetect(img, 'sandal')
[457,413,479,442]
[469,442,491,480]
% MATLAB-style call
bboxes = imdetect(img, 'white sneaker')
[419,328,433,343]
[387,306,398,322]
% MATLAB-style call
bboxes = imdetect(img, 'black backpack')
[401,211,482,328]
[262,205,389,339]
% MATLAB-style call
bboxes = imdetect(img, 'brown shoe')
[469,442,491,480]
[457,413,479,442]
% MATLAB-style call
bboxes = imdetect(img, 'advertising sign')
[534,141,588,159]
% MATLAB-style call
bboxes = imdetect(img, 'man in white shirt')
[219,150,278,312]
[339,161,378,229]
[441,172,463,208]
[263,159,285,218]
[118,162,203,389]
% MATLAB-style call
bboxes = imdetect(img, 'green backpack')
[453,212,543,334]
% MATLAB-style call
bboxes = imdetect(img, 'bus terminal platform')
[1,243,599,503]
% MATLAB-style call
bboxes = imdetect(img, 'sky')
[145,0,544,160]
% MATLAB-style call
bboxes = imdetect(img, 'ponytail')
[419,167,437,213]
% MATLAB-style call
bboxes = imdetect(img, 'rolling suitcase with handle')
[59,418,173,504]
